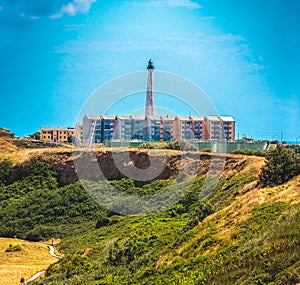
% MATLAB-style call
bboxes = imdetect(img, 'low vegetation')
[5,244,22,252]
[0,134,299,284]
[0,157,103,240]
[138,140,198,151]
[259,144,300,187]
[231,148,265,157]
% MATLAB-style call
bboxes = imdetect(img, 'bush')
[138,142,154,149]
[231,149,265,157]
[185,201,215,230]
[47,254,92,279]
[165,140,198,151]
[5,244,22,252]
[259,145,300,187]
[95,214,110,228]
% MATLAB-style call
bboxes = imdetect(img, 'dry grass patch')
[0,238,57,285]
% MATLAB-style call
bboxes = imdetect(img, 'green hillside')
[0,131,299,284]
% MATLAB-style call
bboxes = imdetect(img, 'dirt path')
[26,244,62,284]
[46,245,62,259]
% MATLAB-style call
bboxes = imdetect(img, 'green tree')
[259,144,300,187]
[29,131,40,140]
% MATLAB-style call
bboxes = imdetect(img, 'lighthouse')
[145,59,155,117]
[145,59,155,141]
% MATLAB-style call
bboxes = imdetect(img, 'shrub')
[95,214,110,228]
[259,145,300,187]
[5,244,22,252]
[165,140,198,151]
[185,201,215,230]
[138,142,154,149]
[231,149,265,157]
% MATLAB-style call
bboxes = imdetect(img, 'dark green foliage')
[231,149,266,157]
[138,142,154,149]
[138,140,198,151]
[46,254,92,279]
[109,178,172,196]
[29,131,40,140]
[165,140,198,151]
[95,214,110,228]
[1,153,298,285]
[259,144,300,187]
[28,200,299,285]
[0,157,103,240]
[108,231,150,266]
[201,148,211,153]
[0,159,13,185]
[5,244,22,252]
[25,225,58,241]
[185,201,215,230]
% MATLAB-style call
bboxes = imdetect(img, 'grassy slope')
[0,238,57,285]
[0,129,299,284]
[31,156,299,285]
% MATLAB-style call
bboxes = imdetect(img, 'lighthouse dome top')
[147,59,154,70]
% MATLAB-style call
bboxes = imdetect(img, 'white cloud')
[140,0,201,9]
[51,0,96,19]
[61,3,77,16]
[64,24,86,31]
[53,31,266,75]
[20,12,39,20]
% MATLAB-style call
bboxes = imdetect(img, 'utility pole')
[280,132,283,144]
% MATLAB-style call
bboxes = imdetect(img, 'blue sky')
[0,0,299,141]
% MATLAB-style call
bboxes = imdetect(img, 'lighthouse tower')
[145,59,155,117]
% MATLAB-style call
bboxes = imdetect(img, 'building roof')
[101,115,115,120]
[116,115,131,120]
[130,115,145,120]
[160,116,176,121]
[175,116,190,121]
[84,115,102,120]
[40,127,74,130]
[146,115,161,121]
[219,116,235,122]
[190,116,205,121]
[205,116,220,121]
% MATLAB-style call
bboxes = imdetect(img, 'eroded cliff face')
[39,149,263,186]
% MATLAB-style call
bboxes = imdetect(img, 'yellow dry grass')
[0,238,58,285]
[0,135,72,164]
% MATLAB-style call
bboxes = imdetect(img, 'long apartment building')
[82,114,235,144]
